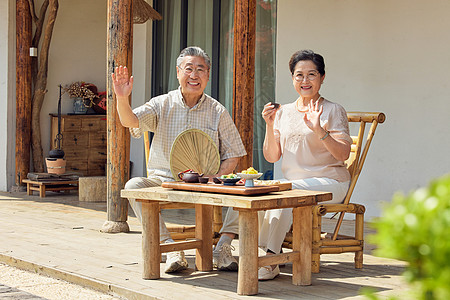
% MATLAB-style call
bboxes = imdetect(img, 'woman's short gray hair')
[176,46,211,69]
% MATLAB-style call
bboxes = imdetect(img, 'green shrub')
[370,175,450,300]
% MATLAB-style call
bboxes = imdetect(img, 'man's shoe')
[213,244,238,271]
[258,265,280,280]
[164,251,188,273]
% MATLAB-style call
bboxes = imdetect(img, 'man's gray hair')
[176,46,211,69]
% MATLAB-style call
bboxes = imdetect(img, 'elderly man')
[111,46,246,273]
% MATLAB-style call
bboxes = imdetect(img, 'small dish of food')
[218,174,241,186]
[218,177,241,186]
[237,167,263,187]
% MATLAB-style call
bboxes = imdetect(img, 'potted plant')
[63,81,98,114]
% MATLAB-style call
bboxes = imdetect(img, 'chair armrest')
[314,203,365,216]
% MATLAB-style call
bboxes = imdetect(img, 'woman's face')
[292,60,325,100]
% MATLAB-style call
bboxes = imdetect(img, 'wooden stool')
[22,179,79,198]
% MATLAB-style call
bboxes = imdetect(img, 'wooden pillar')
[237,209,259,295]
[101,0,133,233]
[233,0,256,171]
[15,0,32,186]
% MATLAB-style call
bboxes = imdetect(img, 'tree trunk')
[16,0,33,185]
[30,0,58,172]
[233,0,256,172]
[104,0,132,230]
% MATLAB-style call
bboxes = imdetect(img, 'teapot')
[177,169,204,183]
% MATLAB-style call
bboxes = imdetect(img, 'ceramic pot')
[177,170,203,183]
[73,97,88,114]
[46,158,66,175]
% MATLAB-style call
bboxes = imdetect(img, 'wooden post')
[195,204,213,271]
[292,206,312,286]
[142,202,161,279]
[101,0,133,233]
[15,0,33,187]
[237,209,259,295]
[233,0,256,171]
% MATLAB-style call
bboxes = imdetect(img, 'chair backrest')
[144,131,151,177]
[343,112,386,205]
[331,112,385,240]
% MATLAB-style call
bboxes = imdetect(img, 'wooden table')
[22,179,79,198]
[121,187,331,295]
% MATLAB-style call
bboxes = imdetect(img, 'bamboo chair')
[282,111,386,272]
[144,132,223,240]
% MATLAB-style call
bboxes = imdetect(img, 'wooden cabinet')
[50,114,107,176]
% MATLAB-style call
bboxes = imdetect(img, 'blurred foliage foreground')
[368,175,450,300]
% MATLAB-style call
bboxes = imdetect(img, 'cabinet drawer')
[81,118,107,131]
[62,118,82,132]
[89,133,107,148]
[66,160,88,175]
[64,148,89,160]
[89,148,107,161]
[62,132,88,147]
[88,160,106,176]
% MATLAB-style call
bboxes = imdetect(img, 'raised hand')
[303,99,323,132]
[262,102,279,127]
[111,66,133,98]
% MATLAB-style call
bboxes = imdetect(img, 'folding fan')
[170,129,220,180]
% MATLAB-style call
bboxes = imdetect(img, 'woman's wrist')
[320,130,330,141]
[315,127,329,140]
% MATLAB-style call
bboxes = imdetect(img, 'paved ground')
[0,263,122,300]
[0,190,409,299]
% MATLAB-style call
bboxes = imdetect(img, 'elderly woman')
[258,49,352,280]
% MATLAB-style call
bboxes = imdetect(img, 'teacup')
[199,177,209,184]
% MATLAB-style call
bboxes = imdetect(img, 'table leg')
[237,209,258,295]
[26,183,32,196]
[195,204,213,271]
[40,185,46,198]
[141,201,160,279]
[292,206,312,285]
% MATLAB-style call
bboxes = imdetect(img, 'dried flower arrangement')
[63,81,97,108]
[63,81,106,114]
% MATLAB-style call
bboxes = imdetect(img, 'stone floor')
[0,190,408,299]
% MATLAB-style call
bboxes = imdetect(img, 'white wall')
[41,0,108,159]
[0,1,15,191]
[276,0,450,219]
[0,1,8,190]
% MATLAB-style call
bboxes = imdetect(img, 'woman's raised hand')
[262,102,279,126]
[111,66,133,98]
[303,99,323,132]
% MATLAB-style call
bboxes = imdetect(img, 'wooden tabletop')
[121,186,332,210]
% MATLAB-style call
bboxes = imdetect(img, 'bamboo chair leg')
[213,206,223,234]
[312,211,321,273]
[354,212,364,269]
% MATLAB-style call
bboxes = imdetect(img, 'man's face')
[176,56,210,100]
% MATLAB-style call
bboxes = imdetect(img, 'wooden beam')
[233,0,256,171]
[15,0,33,186]
[103,0,133,232]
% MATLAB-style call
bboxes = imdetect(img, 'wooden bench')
[22,179,79,198]
[121,186,331,296]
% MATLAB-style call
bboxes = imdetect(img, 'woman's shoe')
[258,265,280,280]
